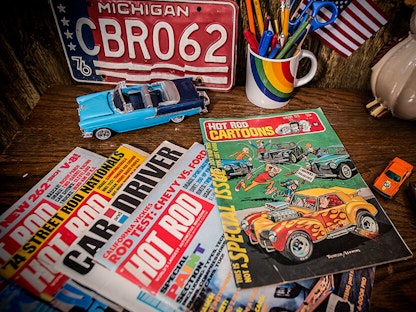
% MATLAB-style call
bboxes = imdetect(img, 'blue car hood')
[77,91,114,122]
[313,153,347,163]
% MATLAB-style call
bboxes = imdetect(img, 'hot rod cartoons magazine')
[199,108,412,289]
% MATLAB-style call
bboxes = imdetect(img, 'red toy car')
[373,157,413,199]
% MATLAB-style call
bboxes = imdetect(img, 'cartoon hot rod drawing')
[240,187,379,262]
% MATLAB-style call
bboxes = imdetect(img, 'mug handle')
[294,50,318,87]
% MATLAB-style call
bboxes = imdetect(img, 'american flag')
[292,0,389,57]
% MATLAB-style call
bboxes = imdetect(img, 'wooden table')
[1,85,415,311]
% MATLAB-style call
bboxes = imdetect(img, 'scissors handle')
[308,1,338,32]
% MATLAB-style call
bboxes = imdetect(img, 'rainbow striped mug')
[245,46,317,109]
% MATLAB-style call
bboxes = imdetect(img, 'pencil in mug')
[275,15,312,59]
[293,24,311,56]
[252,0,264,35]
[245,0,256,35]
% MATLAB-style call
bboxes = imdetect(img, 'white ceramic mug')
[245,45,317,109]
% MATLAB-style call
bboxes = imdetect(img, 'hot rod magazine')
[91,143,375,312]
[0,147,121,310]
[0,144,148,308]
[0,147,104,254]
[94,143,218,310]
[55,141,187,312]
[199,108,412,289]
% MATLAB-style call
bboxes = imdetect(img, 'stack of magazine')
[0,108,412,312]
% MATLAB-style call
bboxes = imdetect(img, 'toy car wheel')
[283,231,313,262]
[337,163,354,179]
[94,128,113,140]
[171,115,185,123]
[289,153,297,163]
[356,211,379,234]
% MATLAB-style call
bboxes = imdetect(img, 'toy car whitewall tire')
[171,116,185,123]
[94,128,113,140]
[283,231,313,262]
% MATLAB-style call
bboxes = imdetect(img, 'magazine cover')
[199,108,412,289]
[0,147,105,257]
[94,143,222,307]
[0,144,148,301]
[55,141,187,312]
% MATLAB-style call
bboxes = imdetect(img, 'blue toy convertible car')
[77,78,210,140]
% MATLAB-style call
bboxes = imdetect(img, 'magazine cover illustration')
[199,108,412,289]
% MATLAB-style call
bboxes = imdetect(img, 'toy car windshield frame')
[112,81,129,112]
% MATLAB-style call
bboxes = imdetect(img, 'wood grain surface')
[0,85,415,311]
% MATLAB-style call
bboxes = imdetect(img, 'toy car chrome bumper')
[80,129,93,138]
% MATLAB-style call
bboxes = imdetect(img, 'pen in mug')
[243,29,259,54]
[258,30,273,56]
[270,33,278,51]
[268,43,281,58]
[273,19,280,36]
[264,14,271,33]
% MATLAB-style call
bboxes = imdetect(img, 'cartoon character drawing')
[303,143,326,159]
[275,123,291,135]
[299,120,311,132]
[235,163,282,195]
[230,146,252,162]
[249,139,271,160]
[318,195,331,209]
[289,121,300,133]
[279,179,300,201]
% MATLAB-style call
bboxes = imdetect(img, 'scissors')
[288,1,338,35]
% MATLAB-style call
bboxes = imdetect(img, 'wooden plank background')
[0,0,414,151]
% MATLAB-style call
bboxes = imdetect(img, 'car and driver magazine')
[0,144,149,310]
[199,108,412,290]
[55,141,187,312]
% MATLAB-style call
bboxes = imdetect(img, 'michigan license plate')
[50,0,238,91]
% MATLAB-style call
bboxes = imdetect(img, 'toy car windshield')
[385,170,402,182]
[151,80,180,106]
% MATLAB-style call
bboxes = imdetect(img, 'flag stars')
[64,29,73,39]
[61,16,70,27]
[68,42,77,51]
[57,4,66,13]
[333,0,352,11]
